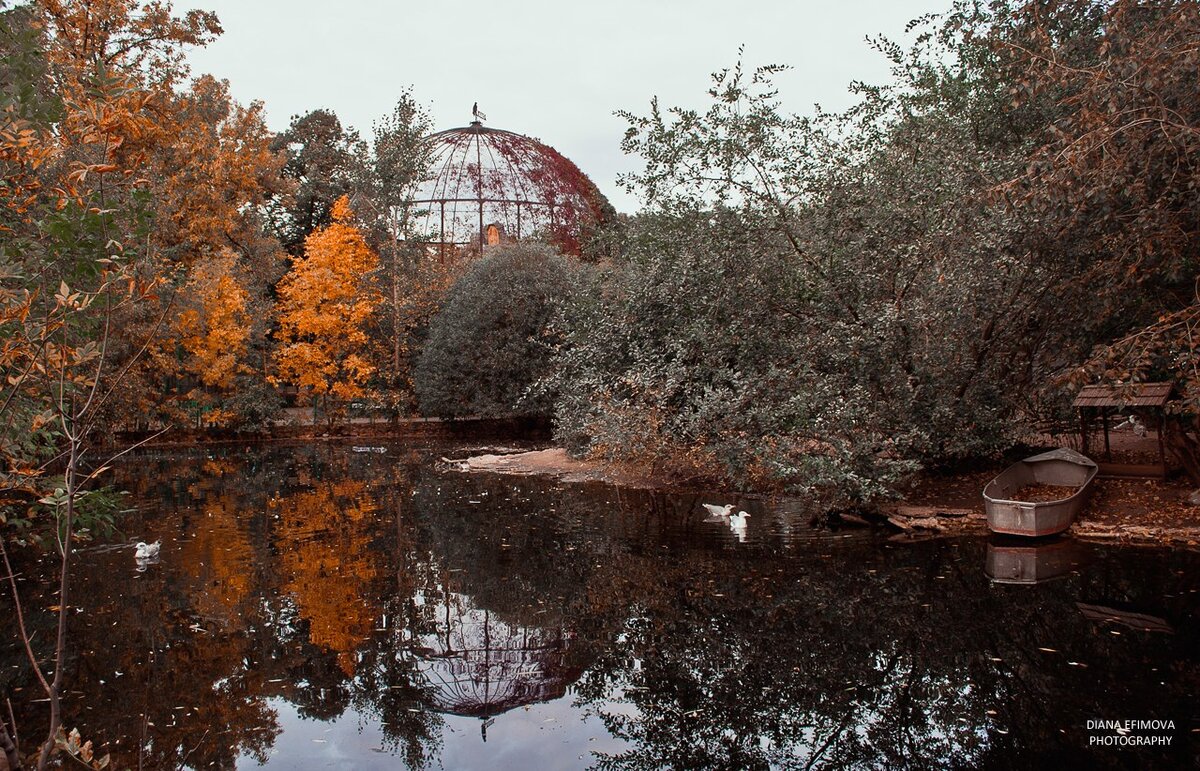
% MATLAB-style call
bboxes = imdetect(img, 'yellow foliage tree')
[273,196,380,423]
[174,249,252,426]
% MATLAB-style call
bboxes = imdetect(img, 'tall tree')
[1,2,224,766]
[360,90,433,389]
[273,196,381,424]
[996,0,1200,477]
[270,109,365,256]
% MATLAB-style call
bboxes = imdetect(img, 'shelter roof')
[1072,382,1174,408]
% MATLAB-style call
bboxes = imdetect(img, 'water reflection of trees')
[2,444,1197,769]
[571,539,1199,769]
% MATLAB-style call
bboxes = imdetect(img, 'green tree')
[415,243,579,418]
[269,109,366,256]
[552,1,1187,501]
[357,91,436,396]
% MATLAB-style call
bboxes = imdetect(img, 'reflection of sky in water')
[241,697,627,769]
[2,442,1198,769]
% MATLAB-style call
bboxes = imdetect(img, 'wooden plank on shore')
[891,505,974,519]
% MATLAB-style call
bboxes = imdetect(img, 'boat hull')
[983,449,1097,537]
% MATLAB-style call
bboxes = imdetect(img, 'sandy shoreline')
[441,447,665,488]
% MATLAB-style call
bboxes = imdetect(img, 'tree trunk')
[37,445,78,770]
[1166,427,1200,485]
[392,241,401,378]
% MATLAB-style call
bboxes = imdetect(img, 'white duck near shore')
[135,541,161,560]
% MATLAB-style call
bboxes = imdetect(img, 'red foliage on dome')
[412,121,611,256]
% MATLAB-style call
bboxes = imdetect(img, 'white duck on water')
[701,503,734,521]
[728,511,751,542]
[135,540,160,560]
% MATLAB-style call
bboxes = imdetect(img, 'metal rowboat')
[983,448,1097,537]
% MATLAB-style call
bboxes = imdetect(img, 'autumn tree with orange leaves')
[0,2,287,768]
[25,3,289,434]
[173,248,253,426]
[273,195,381,425]
[105,73,288,431]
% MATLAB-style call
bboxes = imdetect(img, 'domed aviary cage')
[410,112,612,257]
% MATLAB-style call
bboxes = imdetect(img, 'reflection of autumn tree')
[273,478,383,676]
[7,444,1196,770]
[1,508,280,768]
[178,488,256,628]
[69,451,286,769]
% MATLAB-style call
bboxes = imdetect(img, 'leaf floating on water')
[1067,661,1088,668]
[1037,647,1058,653]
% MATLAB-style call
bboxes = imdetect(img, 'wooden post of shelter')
[1072,382,1174,479]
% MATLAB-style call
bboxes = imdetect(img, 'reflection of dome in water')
[410,590,578,719]
[411,114,611,256]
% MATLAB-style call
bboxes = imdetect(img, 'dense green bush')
[415,244,581,418]
[549,1,1197,502]
[548,211,927,504]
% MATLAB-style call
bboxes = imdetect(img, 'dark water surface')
[2,442,1198,769]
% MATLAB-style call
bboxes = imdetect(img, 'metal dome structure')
[410,108,611,257]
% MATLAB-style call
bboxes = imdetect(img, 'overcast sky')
[184,1,949,213]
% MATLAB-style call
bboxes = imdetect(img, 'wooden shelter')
[1072,382,1173,478]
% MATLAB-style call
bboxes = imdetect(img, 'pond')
[2,442,1198,769]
